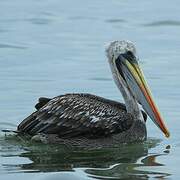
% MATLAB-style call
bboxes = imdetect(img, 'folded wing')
[18,94,135,138]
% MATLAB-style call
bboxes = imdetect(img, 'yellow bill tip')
[165,131,170,138]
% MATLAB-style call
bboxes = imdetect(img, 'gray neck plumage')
[109,60,144,122]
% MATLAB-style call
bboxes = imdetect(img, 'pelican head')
[106,40,170,138]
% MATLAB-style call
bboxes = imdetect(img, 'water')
[0,0,180,179]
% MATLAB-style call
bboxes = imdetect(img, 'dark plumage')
[18,94,147,140]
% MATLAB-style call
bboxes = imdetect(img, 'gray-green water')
[0,0,180,179]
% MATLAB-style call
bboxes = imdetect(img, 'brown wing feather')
[17,93,134,138]
[35,97,51,110]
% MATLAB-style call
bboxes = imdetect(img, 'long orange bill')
[120,57,170,138]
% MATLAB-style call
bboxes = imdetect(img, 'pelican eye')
[127,50,133,56]
[126,50,135,58]
[120,50,136,64]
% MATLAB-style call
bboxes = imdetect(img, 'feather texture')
[17,93,146,138]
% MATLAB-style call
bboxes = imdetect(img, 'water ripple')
[89,77,111,81]
[143,20,180,27]
[69,16,97,21]
[0,44,27,49]
[25,18,52,25]
[0,29,7,33]
[105,19,126,24]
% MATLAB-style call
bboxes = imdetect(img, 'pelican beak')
[118,53,170,138]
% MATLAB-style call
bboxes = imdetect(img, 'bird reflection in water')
[86,144,171,179]
[1,135,171,179]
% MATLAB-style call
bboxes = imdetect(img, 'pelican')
[17,40,170,146]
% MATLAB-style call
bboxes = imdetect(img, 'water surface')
[0,0,180,179]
